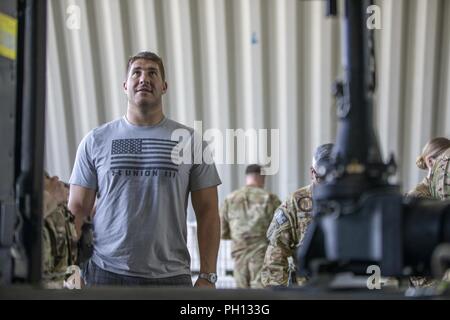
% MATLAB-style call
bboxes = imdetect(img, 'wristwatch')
[198,272,218,284]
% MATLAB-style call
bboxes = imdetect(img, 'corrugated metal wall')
[46,0,450,203]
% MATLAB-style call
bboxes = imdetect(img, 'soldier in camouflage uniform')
[428,148,450,285]
[430,147,450,200]
[261,144,333,287]
[220,164,281,288]
[42,172,79,289]
[407,138,450,287]
[407,137,450,199]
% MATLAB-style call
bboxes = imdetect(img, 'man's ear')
[427,157,436,168]
[123,81,128,93]
[310,167,316,181]
[426,157,435,169]
[162,81,168,93]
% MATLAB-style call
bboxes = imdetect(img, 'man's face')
[123,59,167,109]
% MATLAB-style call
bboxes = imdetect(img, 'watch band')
[198,272,218,284]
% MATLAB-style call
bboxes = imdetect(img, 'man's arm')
[261,206,295,287]
[261,241,293,287]
[191,186,220,288]
[267,194,282,221]
[219,199,231,240]
[68,185,96,239]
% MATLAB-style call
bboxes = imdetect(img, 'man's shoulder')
[225,188,279,215]
[225,187,248,201]
[227,186,272,200]
[260,190,280,204]
[268,192,281,203]
[164,118,195,134]
[82,118,123,143]
[290,185,312,201]
[92,118,123,134]
[281,185,312,214]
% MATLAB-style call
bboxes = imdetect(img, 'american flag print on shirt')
[110,138,180,177]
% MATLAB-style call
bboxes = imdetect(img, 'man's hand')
[194,277,216,288]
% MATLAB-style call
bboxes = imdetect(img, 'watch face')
[209,273,217,283]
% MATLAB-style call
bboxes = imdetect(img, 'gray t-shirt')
[69,116,221,278]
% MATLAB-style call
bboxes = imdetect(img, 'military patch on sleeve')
[266,221,277,240]
[275,209,288,225]
[297,196,313,212]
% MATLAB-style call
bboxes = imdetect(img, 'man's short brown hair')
[126,51,166,81]
[245,164,262,175]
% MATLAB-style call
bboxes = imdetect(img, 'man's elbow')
[68,202,89,218]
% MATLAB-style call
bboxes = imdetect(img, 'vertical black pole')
[0,0,19,285]
[333,0,373,167]
[16,0,47,284]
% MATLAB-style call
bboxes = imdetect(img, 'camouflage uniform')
[430,148,450,200]
[42,204,78,288]
[406,177,432,199]
[261,185,313,287]
[409,148,450,288]
[220,186,281,288]
[407,172,441,287]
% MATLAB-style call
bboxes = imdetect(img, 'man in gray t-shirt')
[69,52,221,287]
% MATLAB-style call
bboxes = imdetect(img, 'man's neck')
[246,183,263,189]
[126,105,164,126]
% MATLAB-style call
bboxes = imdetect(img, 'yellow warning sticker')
[0,12,17,60]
